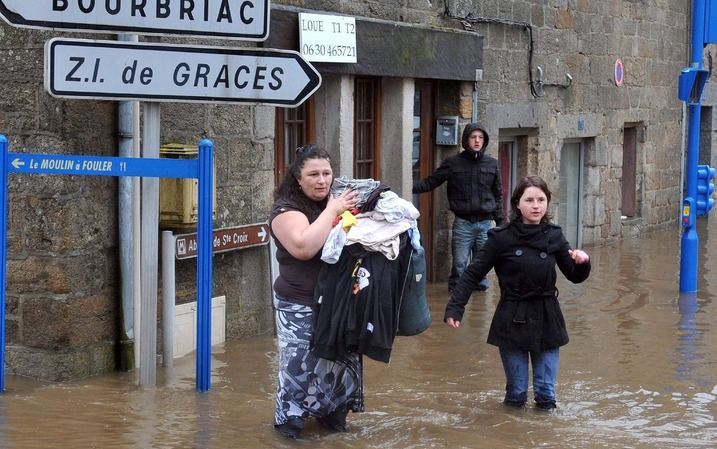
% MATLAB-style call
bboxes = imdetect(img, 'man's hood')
[461,122,490,156]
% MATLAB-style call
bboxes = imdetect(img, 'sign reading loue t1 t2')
[0,0,270,40]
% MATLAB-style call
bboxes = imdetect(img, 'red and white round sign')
[614,58,624,87]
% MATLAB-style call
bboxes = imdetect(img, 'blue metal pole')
[196,139,214,392]
[676,292,698,382]
[680,0,706,293]
[0,135,7,392]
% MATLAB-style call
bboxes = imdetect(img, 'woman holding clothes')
[269,144,361,439]
[445,175,590,410]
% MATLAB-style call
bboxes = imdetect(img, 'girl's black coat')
[445,221,590,352]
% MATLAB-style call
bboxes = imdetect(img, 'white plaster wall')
[313,73,354,177]
[380,77,414,199]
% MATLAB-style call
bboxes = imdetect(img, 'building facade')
[0,0,698,380]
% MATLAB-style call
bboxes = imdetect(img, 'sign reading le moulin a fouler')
[45,38,322,106]
[0,0,270,40]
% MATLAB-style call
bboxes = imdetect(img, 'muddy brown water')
[2,223,717,448]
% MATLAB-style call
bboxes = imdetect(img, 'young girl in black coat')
[444,175,590,409]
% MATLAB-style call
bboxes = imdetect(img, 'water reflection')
[1,224,717,448]
[676,293,700,385]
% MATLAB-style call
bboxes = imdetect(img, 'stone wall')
[271,0,690,266]
[457,0,688,244]
[0,25,121,380]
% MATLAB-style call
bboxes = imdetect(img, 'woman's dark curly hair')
[509,175,553,224]
[273,144,333,210]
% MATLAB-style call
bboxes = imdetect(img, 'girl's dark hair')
[509,175,553,223]
[273,144,333,207]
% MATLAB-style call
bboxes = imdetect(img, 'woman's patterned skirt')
[273,296,364,425]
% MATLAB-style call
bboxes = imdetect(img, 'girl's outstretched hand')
[568,249,590,264]
[445,317,461,329]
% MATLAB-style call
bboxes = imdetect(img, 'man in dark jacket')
[413,122,503,292]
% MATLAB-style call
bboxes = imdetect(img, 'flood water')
[3,221,717,449]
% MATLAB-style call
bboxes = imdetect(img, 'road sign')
[45,38,321,106]
[614,58,624,87]
[175,223,270,259]
[7,152,197,178]
[0,0,269,40]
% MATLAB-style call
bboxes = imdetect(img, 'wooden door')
[411,80,435,279]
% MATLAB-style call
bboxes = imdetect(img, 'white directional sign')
[45,38,321,106]
[0,0,270,40]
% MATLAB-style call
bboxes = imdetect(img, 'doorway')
[498,140,517,222]
[411,80,435,279]
[558,141,584,247]
[621,127,637,218]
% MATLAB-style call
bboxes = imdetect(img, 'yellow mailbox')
[159,143,215,228]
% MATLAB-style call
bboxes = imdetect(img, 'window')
[354,77,381,179]
[274,100,315,186]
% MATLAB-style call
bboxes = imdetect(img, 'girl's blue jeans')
[499,347,560,409]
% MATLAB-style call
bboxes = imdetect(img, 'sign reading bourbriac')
[0,0,270,40]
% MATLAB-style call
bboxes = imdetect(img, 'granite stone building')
[0,0,702,380]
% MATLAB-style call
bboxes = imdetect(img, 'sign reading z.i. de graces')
[0,0,270,40]
[46,38,321,106]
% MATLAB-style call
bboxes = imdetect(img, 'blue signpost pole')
[680,0,707,293]
[0,135,8,392]
[196,139,214,392]
[0,134,210,392]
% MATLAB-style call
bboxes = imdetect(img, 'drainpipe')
[471,81,479,123]
[133,100,141,370]
[117,33,138,371]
